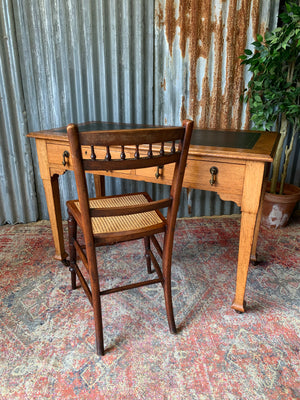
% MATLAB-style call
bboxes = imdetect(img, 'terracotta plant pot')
[262,183,300,228]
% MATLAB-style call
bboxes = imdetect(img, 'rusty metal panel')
[153,0,282,217]
[154,0,280,129]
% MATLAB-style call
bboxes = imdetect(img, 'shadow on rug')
[0,215,299,400]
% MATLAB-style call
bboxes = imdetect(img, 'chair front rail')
[89,198,171,217]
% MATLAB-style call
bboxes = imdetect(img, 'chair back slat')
[77,128,185,146]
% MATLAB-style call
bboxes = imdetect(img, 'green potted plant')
[240,0,300,227]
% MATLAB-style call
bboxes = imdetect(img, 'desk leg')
[94,175,105,197]
[250,178,267,264]
[42,175,68,261]
[35,139,67,262]
[231,161,265,312]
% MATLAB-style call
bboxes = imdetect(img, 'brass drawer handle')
[155,165,164,179]
[210,166,218,185]
[62,150,70,166]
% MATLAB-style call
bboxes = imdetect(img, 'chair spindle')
[105,146,111,161]
[120,145,126,160]
[160,142,164,156]
[171,141,176,154]
[90,146,96,160]
[135,145,140,159]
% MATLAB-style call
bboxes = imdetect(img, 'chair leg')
[93,298,104,356]
[163,270,177,334]
[89,261,105,356]
[162,237,177,334]
[68,211,77,290]
[144,236,152,274]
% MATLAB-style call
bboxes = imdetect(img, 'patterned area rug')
[0,216,299,400]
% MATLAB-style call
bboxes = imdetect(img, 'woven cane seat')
[72,193,165,235]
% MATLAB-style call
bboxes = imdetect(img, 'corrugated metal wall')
[1,0,297,225]
[2,0,156,223]
[0,0,38,223]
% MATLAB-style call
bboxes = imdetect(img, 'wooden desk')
[28,122,279,313]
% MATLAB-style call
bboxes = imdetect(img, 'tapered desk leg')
[231,161,265,313]
[35,139,68,262]
[231,212,257,312]
[250,178,267,264]
[42,175,68,261]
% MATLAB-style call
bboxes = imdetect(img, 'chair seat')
[68,193,166,235]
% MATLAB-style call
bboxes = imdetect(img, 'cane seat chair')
[66,120,193,355]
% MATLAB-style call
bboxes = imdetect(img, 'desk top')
[28,121,279,163]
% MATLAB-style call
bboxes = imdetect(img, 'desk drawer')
[135,164,174,185]
[184,159,245,197]
[47,143,128,168]
[135,159,245,197]
[47,143,72,168]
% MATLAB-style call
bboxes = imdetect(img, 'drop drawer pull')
[210,166,218,185]
[155,165,164,179]
[62,150,70,166]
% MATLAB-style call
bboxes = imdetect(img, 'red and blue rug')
[0,216,299,399]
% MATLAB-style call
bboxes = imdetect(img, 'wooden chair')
[66,120,194,355]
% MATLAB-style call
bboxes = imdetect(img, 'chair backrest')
[67,120,193,228]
